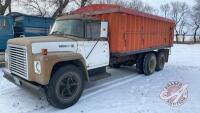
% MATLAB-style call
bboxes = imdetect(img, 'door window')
[86,21,101,39]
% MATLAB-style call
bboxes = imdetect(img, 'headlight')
[34,61,41,74]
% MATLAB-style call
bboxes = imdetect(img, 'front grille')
[8,45,28,79]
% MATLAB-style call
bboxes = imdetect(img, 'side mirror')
[100,21,108,38]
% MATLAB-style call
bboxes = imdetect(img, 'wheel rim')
[149,58,156,72]
[57,73,79,100]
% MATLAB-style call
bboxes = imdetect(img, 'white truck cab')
[3,15,110,109]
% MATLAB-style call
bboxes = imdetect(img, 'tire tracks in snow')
[30,74,142,113]
[81,75,141,100]
[0,87,19,96]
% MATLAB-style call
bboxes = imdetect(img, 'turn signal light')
[41,49,48,55]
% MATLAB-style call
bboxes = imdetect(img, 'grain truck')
[3,4,175,109]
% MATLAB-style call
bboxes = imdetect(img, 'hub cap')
[149,58,156,72]
[57,73,79,100]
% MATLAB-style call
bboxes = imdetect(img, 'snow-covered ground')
[0,44,200,113]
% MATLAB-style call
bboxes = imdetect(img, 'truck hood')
[8,36,76,46]
[8,35,79,54]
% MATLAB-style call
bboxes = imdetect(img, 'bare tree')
[0,0,11,15]
[96,0,117,4]
[179,17,190,43]
[170,1,189,43]
[142,3,157,14]
[51,0,70,18]
[17,0,72,18]
[192,0,200,43]
[114,0,151,13]
[160,3,170,18]
[17,0,52,17]
[89,0,155,15]
[124,0,156,14]
[74,0,93,8]
[125,0,144,11]
[191,15,200,43]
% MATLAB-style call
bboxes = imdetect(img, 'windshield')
[50,20,84,37]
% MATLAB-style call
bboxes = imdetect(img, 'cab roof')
[56,14,100,21]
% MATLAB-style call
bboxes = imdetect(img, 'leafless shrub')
[0,0,11,15]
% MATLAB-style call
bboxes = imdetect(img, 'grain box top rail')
[72,4,175,24]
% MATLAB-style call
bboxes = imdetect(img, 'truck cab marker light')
[41,49,48,55]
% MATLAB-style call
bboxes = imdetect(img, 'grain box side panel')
[162,21,166,45]
[132,15,136,51]
[95,13,121,53]
[159,21,162,46]
[126,14,132,52]
[89,10,174,55]
[158,20,161,46]
[144,17,150,48]
[110,13,121,53]
[130,14,135,52]
[164,22,167,45]
[136,15,142,51]
[147,17,151,48]
[123,14,143,53]
[150,18,154,47]
[117,13,126,53]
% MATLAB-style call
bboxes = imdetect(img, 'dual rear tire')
[136,54,145,74]
[143,53,157,75]
[156,52,166,71]
[136,52,166,75]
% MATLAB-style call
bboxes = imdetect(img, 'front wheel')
[46,65,84,109]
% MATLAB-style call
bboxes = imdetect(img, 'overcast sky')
[142,0,195,8]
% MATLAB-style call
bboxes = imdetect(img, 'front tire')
[46,65,84,109]
[143,53,157,75]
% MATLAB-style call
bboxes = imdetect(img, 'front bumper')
[3,69,44,93]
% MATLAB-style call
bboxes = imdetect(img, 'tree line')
[0,0,200,43]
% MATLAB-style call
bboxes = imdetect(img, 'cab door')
[84,21,109,70]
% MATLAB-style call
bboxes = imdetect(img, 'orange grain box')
[73,4,175,55]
